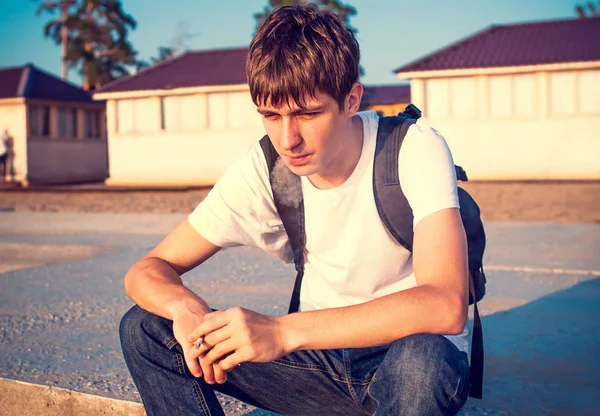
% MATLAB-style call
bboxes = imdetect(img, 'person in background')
[0,129,12,182]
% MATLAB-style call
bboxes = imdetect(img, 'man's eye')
[263,114,278,120]
[301,112,319,118]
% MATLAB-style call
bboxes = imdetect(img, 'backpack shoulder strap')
[374,108,485,399]
[373,114,416,250]
[374,111,471,249]
[259,135,305,313]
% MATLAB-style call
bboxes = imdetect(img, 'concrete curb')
[0,378,145,416]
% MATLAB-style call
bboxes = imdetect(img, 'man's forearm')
[280,283,467,352]
[124,257,211,320]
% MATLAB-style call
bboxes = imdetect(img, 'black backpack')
[259,104,486,399]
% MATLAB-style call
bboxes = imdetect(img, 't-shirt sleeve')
[187,143,275,248]
[398,122,459,229]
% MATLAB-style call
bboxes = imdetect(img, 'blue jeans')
[120,305,470,415]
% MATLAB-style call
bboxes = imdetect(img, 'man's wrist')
[165,289,209,320]
[166,299,190,319]
[278,313,307,353]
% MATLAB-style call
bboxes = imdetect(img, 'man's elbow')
[123,257,153,299]
[123,264,138,299]
[443,294,468,335]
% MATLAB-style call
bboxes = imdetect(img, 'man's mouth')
[285,154,311,166]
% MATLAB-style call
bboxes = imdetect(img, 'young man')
[120,5,471,415]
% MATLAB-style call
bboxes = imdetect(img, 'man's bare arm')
[283,207,469,348]
[124,218,229,383]
[190,207,469,370]
[124,218,221,320]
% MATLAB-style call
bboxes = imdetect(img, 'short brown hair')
[246,5,360,110]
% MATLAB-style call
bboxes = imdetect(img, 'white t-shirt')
[188,110,468,352]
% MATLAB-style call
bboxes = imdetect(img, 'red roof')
[394,17,600,74]
[363,84,410,105]
[0,64,95,102]
[0,67,23,99]
[96,47,249,93]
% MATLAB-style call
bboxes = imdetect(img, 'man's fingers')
[190,327,232,359]
[212,362,227,384]
[183,350,202,378]
[218,351,246,372]
[190,339,211,357]
[187,310,227,343]
[199,355,215,384]
[203,338,238,365]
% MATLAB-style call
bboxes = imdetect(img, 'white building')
[394,17,600,180]
[93,48,264,186]
[0,64,107,185]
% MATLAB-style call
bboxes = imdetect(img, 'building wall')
[105,89,266,185]
[0,101,29,183]
[409,68,600,180]
[27,140,108,184]
[25,99,108,184]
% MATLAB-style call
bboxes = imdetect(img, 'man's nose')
[280,118,302,151]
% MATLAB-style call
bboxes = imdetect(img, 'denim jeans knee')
[366,334,470,416]
[119,305,226,416]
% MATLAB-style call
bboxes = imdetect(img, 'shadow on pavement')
[465,277,600,415]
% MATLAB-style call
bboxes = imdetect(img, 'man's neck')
[308,114,364,190]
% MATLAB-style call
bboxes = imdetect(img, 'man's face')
[257,91,352,179]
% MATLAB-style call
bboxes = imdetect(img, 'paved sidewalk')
[1,212,599,415]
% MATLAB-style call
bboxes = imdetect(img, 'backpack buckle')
[455,165,468,182]
[403,104,422,120]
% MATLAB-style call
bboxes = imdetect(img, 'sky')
[0,0,575,86]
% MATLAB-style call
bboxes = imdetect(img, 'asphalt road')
[1,212,599,415]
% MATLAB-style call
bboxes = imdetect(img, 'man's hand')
[170,304,229,384]
[187,307,291,372]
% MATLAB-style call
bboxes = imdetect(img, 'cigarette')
[193,336,204,349]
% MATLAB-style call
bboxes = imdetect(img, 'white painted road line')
[486,265,600,276]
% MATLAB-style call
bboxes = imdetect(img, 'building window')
[450,77,476,118]
[513,74,537,117]
[41,106,50,136]
[208,93,228,129]
[29,107,39,136]
[58,108,67,137]
[489,76,512,118]
[161,95,200,131]
[489,73,537,118]
[207,91,249,130]
[117,98,155,133]
[28,106,51,137]
[549,72,576,116]
[85,110,102,139]
[578,70,600,114]
[425,78,449,118]
[70,108,78,138]
[57,108,79,138]
[425,77,476,119]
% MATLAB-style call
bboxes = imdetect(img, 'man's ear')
[345,82,364,115]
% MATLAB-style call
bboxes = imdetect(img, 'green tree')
[36,0,78,80]
[253,0,364,76]
[36,0,140,90]
[576,1,600,17]
[72,0,138,90]
[137,46,178,70]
